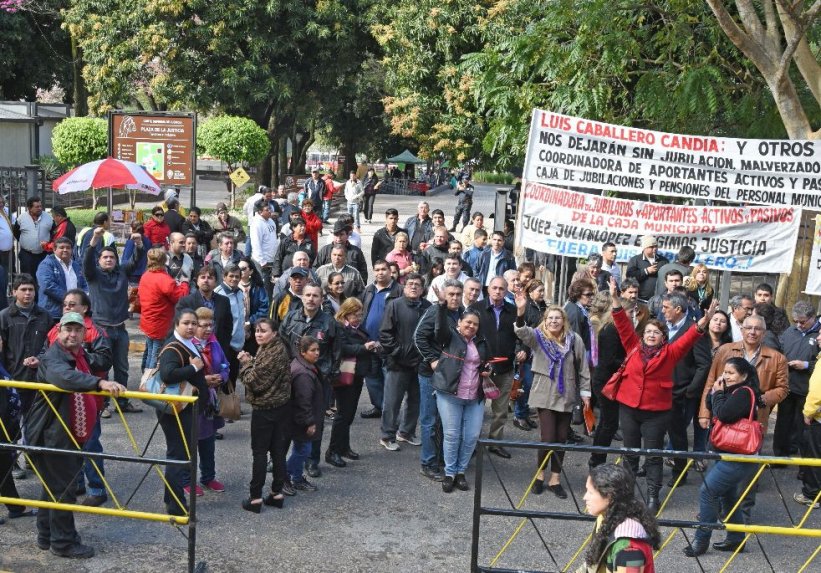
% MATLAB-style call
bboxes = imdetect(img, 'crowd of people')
[1,179,820,569]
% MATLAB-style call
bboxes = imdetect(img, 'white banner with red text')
[523,109,821,208]
[804,215,821,295]
[519,182,800,273]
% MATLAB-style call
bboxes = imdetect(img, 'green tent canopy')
[386,149,427,164]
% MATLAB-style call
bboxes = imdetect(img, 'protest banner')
[519,182,800,273]
[523,110,821,208]
[804,215,821,295]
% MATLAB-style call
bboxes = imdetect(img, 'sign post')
[109,111,197,209]
[229,167,251,209]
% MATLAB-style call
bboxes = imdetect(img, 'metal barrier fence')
[0,380,203,572]
[470,439,821,573]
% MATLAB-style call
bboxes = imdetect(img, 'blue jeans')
[695,460,757,544]
[347,202,361,228]
[287,440,312,482]
[418,375,438,468]
[435,391,484,477]
[365,366,386,410]
[514,362,533,419]
[142,337,163,371]
[102,324,131,405]
[77,418,105,497]
[321,199,331,222]
[685,395,708,452]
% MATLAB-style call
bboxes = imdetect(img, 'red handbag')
[601,346,638,401]
[710,386,762,455]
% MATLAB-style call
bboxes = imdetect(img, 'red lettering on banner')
[660,134,720,153]
[540,112,571,131]
[574,120,655,145]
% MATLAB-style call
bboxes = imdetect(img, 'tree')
[705,0,820,140]
[198,115,271,207]
[51,117,107,167]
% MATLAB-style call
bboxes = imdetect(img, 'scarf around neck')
[535,329,574,394]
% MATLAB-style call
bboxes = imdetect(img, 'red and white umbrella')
[52,157,162,195]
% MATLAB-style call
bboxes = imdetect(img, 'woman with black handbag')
[157,308,207,517]
[684,357,760,557]
[325,298,377,467]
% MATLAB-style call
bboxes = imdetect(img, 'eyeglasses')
[742,326,765,332]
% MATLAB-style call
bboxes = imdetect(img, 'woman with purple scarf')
[514,293,590,499]
[184,307,230,495]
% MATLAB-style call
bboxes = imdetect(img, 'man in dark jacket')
[278,283,340,477]
[378,274,431,451]
[405,201,434,254]
[470,276,522,458]
[0,274,53,413]
[36,237,88,319]
[775,300,820,457]
[26,312,124,558]
[163,197,185,234]
[414,278,464,480]
[177,265,233,353]
[661,291,698,483]
[314,222,368,283]
[84,226,143,414]
[371,208,405,266]
[476,232,517,288]
[625,235,670,301]
[180,206,214,256]
[359,261,403,418]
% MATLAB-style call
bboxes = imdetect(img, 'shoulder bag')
[601,346,639,401]
[138,343,198,414]
[710,386,762,455]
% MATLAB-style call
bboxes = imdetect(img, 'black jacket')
[625,254,670,301]
[314,241,368,283]
[669,315,698,398]
[273,235,315,276]
[289,356,325,442]
[379,296,431,370]
[0,302,53,382]
[779,322,821,395]
[371,227,407,266]
[361,281,403,318]
[431,306,491,396]
[690,334,725,399]
[164,209,185,234]
[592,322,625,392]
[564,301,591,352]
[469,299,517,374]
[180,219,214,249]
[414,303,464,376]
[176,291,233,353]
[26,342,101,448]
[278,309,340,380]
[158,338,208,409]
[338,322,377,377]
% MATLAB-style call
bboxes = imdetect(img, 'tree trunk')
[70,35,88,117]
[271,138,280,187]
[277,135,288,182]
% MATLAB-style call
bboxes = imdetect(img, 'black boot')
[646,487,660,513]
[683,538,709,557]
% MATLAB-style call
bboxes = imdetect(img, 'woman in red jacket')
[143,207,171,248]
[300,200,323,248]
[606,278,716,511]
[138,248,190,370]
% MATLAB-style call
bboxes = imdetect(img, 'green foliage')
[198,116,271,170]
[472,171,514,185]
[33,155,65,180]
[51,117,107,168]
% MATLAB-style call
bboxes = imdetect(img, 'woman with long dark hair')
[684,357,760,557]
[687,310,733,471]
[237,257,269,354]
[606,278,716,510]
[238,318,292,512]
[581,463,660,572]
[321,271,347,316]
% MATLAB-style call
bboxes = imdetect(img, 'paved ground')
[2,183,820,572]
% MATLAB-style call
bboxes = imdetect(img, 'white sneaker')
[379,438,400,451]
[396,432,421,446]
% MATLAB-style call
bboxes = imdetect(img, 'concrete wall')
[0,123,33,166]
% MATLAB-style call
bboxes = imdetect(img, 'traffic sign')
[229,167,251,188]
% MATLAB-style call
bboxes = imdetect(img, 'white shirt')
[344,180,364,204]
[0,212,13,251]
[56,255,78,290]
[427,272,470,303]
[250,214,278,266]
[730,316,744,342]
[243,193,265,221]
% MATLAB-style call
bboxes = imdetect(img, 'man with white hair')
[502,269,520,305]
[272,250,320,298]
[405,201,433,254]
